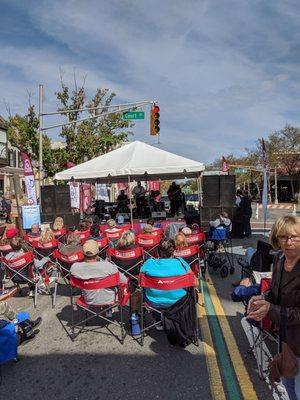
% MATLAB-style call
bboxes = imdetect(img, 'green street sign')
[235,168,247,174]
[122,111,145,120]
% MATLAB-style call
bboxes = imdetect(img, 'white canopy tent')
[54,141,205,225]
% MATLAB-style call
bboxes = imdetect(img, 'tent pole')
[128,175,134,229]
[197,174,202,227]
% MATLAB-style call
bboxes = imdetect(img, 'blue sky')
[1,0,300,163]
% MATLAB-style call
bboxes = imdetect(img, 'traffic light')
[150,104,160,135]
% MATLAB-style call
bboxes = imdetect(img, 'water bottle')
[130,313,141,336]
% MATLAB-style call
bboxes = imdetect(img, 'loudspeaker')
[220,175,236,206]
[41,185,71,214]
[41,186,56,214]
[202,176,220,207]
[55,186,71,214]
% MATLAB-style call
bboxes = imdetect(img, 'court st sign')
[235,168,247,174]
[122,111,145,120]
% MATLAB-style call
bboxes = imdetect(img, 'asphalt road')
[1,207,295,400]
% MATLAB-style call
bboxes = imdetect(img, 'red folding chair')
[70,273,125,343]
[151,227,163,237]
[53,227,67,243]
[185,232,205,246]
[104,228,124,242]
[174,245,200,276]
[107,247,144,280]
[139,271,199,346]
[0,243,12,257]
[23,234,40,248]
[74,230,91,245]
[53,249,84,280]
[31,239,59,259]
[116,224,131,231]
[136,234,161,258]
[2,252,39,306]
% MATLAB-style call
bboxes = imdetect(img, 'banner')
[81,183,91,212]
[21,152,37,205]
[21,205,41,229]
[148,181,160,191]
[261,139,269,221]
[69,182,80,209]
[221,156,229,173]
[95,183,109,202]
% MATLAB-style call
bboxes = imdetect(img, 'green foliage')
[54,84,134,170]
[7,106,53,176]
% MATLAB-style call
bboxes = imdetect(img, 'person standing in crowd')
[235,189,244,207]
[167,182,182,217]
[247,216,300,399]
[1,193,12,223]
[241,190,252,237]
[132,181,146,217]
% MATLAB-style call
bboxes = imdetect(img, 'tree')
[6,105,54,177]
[54,78,134,172]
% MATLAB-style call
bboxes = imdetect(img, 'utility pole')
[274,166,278,204]
[38,84,44,201]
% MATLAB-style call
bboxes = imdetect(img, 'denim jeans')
[282,358,300,400]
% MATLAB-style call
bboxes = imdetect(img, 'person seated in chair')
[115,231,137,250]
[27,223,40,238]
[88,223,103,241]
[174,232,188,250]
[59,233,82,256]
[0,300,42,345]
[209,211,232,231]
[140,239,190,330]
[52,216,64,233]
[70,240,127,308]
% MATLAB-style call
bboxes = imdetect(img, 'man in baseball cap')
[70,240,127,306]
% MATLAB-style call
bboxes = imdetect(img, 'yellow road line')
[198,294,226,400]
[206,273,258,400]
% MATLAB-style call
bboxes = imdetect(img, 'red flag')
[221,156,229,173]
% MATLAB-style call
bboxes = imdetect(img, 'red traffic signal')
[150,104,160,136]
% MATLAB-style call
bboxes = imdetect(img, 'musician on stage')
[167,182,182,217]
[132,181,146,217]
[116,190,129,212]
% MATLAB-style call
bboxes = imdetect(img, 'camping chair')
[185,232,205,246]
[31,239,59,259]
[136,234,161,258]
[69,273,125,343]
[0,243,12,257]
[139,271,199,346]
[53,249,84,281]
[53,227,67,243]
[2,252,41,307]
[207,226,234,278]
[23,234,40,247]
[104,228,124,242]
[246,278,279,380]
[107,247,144,281]
[74,230,91,245]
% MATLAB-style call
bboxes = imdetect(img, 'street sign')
[234,168,247,174]
[122,111,145,120]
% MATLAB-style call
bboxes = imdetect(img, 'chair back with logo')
[185,232,205,246]
[104,229,124,241]
[174,245,200,275]
[74,230,91,245]
[53,249,84,278]
[116,224,131,232]
[107,246,144,278]
[3,252,35,285]
[0,243,13,257]
[23,234,40,246]
[32,239,59,258]
[139,270,197,290]
[53,227,67,242]
[136,234,161,258]
[70,272,120,292]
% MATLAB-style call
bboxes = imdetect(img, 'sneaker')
[155,323,164,331]
[30,317,42,329]
[28,290,34,297]
[105,310,113,318]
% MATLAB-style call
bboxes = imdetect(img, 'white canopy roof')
[54,140,205,182]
